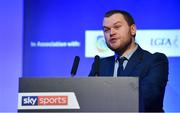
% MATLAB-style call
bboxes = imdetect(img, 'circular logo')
[96,35,109,52]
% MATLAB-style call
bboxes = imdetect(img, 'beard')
[105,36,133,56]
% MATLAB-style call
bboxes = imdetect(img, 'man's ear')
[130,24,136,36]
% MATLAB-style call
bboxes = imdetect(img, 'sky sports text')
[22,96,68,106]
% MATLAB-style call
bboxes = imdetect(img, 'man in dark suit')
[89,10,169,112]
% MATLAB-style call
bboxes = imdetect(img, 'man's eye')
[104,29,109,32]
[114,25,121,29]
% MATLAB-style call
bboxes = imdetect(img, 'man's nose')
[110,28,116,36]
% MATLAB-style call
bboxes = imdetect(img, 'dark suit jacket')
[89,46,169,112]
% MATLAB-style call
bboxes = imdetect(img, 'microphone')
[71,56,80,77]
[93,55,100,76]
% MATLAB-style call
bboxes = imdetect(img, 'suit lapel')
[123,46,144,76]
[102,56,115,76]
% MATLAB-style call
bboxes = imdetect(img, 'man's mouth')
[109,38,118,43]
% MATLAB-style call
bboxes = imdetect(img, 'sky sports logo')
[22,96,68,106]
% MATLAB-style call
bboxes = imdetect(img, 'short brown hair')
[104,10,135,26]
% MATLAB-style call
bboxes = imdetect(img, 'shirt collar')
[115,44,138,61]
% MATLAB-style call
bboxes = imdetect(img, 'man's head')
[103,10,136,55]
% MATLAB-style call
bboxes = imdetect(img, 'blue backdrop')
[22,0,180,112]
[0,0,23,112]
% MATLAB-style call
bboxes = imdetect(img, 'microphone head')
[94,55,100,76]
[71,56,80,76]
[95,55,100,61]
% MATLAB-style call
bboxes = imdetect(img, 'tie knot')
[117,56,127,76]
[117,57,127,65]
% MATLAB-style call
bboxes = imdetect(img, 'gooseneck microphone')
[71,56,80,77]
[94,55,100,76]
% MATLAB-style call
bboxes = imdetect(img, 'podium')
[18,77,139,112]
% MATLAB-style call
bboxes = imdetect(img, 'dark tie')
[117,57,127,76]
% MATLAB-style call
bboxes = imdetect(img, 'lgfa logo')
[22,96,68,106]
